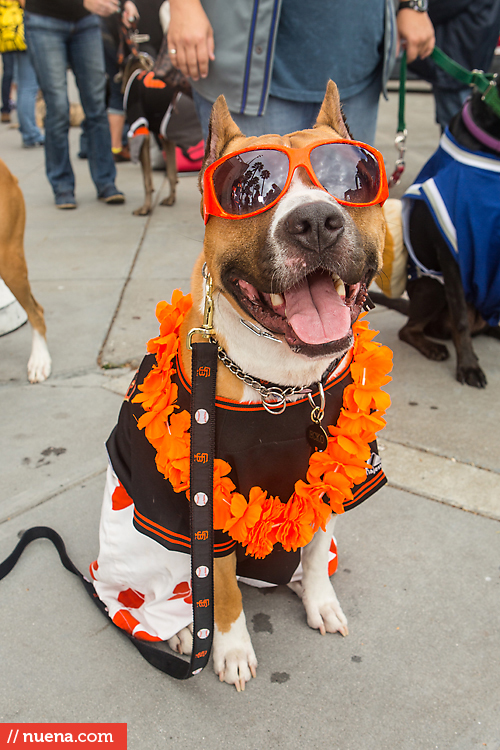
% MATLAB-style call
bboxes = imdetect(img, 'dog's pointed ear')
[198,96,243,194]
[314,80,351,139]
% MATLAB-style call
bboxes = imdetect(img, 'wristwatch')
[398,0,429,11]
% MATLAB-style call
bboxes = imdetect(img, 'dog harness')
[402,128,500,327]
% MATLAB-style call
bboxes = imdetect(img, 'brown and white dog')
[0,159,51,383]
[91,82,388,690]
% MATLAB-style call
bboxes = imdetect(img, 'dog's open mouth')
[230,269,368,350]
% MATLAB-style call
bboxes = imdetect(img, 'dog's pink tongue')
[284,274,350,344]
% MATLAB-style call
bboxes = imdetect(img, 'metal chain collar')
[214,341,339,415]
[214,343,312,414]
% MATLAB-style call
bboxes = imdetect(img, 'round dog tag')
[306,423,328,452]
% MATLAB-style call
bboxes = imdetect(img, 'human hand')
[122,1,139,28]
[83,0,120,17]
[167,0,215,80]
[397,9,435,63]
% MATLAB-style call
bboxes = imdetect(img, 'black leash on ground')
[388,46,500,187]
[0,340,218,680]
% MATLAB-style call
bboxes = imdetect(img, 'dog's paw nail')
[319,624,326,636]
[250,665,257,679]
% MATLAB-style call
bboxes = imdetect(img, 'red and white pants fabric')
[90,464,338,643]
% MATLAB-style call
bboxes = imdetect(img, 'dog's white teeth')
[270,293,285,307]
[333,277,346,298]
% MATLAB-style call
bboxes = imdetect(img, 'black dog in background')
[121,34,203,217]
[373,90,500,388]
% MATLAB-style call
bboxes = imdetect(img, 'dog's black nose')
[285,202,345,252]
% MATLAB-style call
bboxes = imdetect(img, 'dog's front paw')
[213,613,257,692]
[457,364,487,388]
[28,331,52,383]
[167,623,193,655]
[302,581,348,637]
[133,205,151,216]
[399,327,449,361]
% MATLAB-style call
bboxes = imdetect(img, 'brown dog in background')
[0,158,51,383]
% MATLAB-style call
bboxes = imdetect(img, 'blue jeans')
[1,52,14,113]
[193,73,382,145]
[13,51,44,146]
[24,11,116,198]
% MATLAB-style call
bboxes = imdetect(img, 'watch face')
[401,0,429,10]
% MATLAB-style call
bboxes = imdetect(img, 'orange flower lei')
[133,289,393,560]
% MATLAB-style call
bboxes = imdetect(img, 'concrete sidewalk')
[0,90,499,750]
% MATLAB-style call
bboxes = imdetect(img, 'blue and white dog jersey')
[402,129,500,327]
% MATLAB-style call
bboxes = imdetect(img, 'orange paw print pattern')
[111,483,133,511]
[168,581,192,605]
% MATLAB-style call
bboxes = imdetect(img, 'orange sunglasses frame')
[203,138,389,224]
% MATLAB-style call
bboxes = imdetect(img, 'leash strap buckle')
[389,129,407,188]
[187,267,216,349]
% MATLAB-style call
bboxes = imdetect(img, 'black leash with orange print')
[0,341,218,680]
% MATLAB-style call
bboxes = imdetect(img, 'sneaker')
[55,192,77,210]
[98,184,125,204]
[1,112,11,123]
[23,140,44,149]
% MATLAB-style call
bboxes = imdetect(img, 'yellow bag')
[376,198,408,298]
[0,0,26,53]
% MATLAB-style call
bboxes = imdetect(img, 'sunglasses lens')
[310,144,381,204]
[212,150,289,216]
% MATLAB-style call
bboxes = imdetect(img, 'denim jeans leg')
[68,15,116,194]
[1,52,14,113]
[341,72,382,146]
[24,12,74,197]
[14,51,44,146]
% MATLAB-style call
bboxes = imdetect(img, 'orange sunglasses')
[203,139,388,224]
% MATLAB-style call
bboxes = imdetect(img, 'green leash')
[388,46,500,187]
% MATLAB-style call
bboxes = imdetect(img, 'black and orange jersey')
[106,351,386,586]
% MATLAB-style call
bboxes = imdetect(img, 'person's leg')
[1,52,14,120]
[14,51,44,147]
[100,20,127,156]
[341,72,382,145]
[193,88,320,141]
[108,112,126,151]
[68,15,122,199]
[24,12,75,201]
